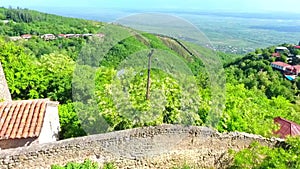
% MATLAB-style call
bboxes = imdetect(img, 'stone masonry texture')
[0,125,282,169]
[0,62,11,102]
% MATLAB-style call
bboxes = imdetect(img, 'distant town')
[270,45,300,81]
[8,33,105,41]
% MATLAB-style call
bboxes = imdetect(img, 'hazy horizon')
[1,0,300,53]
[2,0,300,14]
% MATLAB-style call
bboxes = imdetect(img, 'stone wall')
[0,62,11,101]
[0,125,282,169]
[0,138,37,150]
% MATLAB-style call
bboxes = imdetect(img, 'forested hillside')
[0,7,102,35]
[1,7,300,142]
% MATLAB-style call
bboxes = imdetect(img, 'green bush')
[230,137,300,169]
[51,160,116,169]
[51,159,99,169]
[103,163,117,169]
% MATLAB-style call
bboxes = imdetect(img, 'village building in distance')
[20,34,32,40]
[270,45,300,81]
[8,33,105,41]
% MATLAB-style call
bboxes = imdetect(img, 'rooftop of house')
[0,99,58,140]
[293,65,300,71]
[276,46,289,50]
[271,61,291,67]
[272,52,281,57]
[274,117,300,138]
[21,34,32,38]
[294,46,300,49]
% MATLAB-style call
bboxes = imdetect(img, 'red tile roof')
[271,61,291,67]
[294,46,300,49]
[0,99,57,140]
[274,117,300,138]
[21,34,32,39]
[95,33,105,38]
[293,65,300,72]
[272,52,281,57]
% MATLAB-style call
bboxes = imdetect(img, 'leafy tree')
[0,40,76,103]
[0,38,45,99]
[93,66,203,131]
[58,103,86,139]
[0,13,5,20]
[39,52,75,103]
[218,83,299,137]
[0,7,102,37]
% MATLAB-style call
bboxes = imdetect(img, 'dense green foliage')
[51,160,116,169]
[0,39,75,103]
[226,50,295,101]
[94,67,203,131]
[219,44,300,135]
[51,160,99,169]
[230,137,300,169]
[0,7,102,36]
[19,36,86,60]
[58,103,86,139]
[218,84,300,136]
[0,38,43,99]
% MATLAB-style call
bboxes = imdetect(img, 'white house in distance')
[275,46,289,53]
[21,34,32,40]
[41,34,56,40]
[0,99,60,149]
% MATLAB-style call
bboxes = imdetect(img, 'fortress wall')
[0,125,281,169]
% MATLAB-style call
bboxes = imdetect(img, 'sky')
[0,0,299,13]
